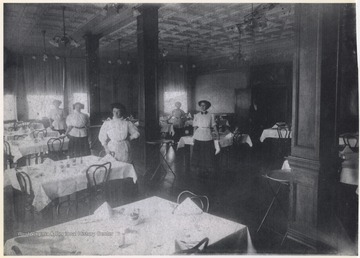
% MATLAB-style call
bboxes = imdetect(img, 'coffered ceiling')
[4,3,295,63]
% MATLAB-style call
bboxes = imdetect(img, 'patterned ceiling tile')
[4,3,295,61]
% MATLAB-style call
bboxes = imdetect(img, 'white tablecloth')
[4,155,137,211]
[9,136,69,162]
[160,123,174,135]
[4,196,255,255]
[5,127,59,141]
[260,128,292,142]
[177,133,240,150]
[233,133,253,147]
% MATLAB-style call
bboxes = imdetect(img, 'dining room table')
[4,155,138,212]
[177,132,246,171]
[177,132,241,150]
[4,196,255,255]
[8,135,69,163]
[4,127,60,141]
[260,125,292,142]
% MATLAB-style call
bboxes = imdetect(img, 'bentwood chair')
[177,190,209,212]
[31,128,48,138]
[46,137,66,161]
[276,125,291,158]
[13,134,28,141]
[342,133,359,153]
[86,162,112,212]
[4,140,13,169]
[56,162,113,217]
[14,171,35,231]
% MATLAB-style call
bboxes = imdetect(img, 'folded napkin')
[42,158,54,166]
[214,140,220,155]
[98,154,117,163]
[173,198,203,215]
[93,202,113,219]
[224,132,234,139]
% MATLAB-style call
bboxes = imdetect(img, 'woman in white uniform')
[65,102,90,158]
[49,99,66,134]
[191,100,219,178]
[98,103,140,163]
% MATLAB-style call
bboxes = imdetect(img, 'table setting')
[4,123,58,141]
[260,122,292,142]
[7,135,68,163]
[5,155,138,211]
[4,196,255,255]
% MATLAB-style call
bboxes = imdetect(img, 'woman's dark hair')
[110,103,127,117]
[73,102,84,109]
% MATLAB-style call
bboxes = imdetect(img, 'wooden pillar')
[288,4,342,248]
[84,33,102,125]
[134,5,159,173]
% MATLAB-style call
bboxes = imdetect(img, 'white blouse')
[66,110,89,137]
[98,118,140,146]
[49,108,66,130]
[193,112,216,141]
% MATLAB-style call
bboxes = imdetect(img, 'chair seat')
[266,169,292,182]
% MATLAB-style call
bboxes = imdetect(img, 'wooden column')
[84,33,102,125]
[135,5,159,173]
[288,4,342,248]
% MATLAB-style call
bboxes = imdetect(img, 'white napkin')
[224,132,234,139]
[173,198,203,215]
[42,158,55,166]
[93,202,113,219]
[214,140,220,155]
[99,154,116,163]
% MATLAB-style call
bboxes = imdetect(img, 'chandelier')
[238,3,278,34]
[117,39,122,64]
[41,30,48,62]
[49,6,80,48]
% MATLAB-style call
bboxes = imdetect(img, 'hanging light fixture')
[186,43,196,69]
[41,30,48,62]
[49,6,80,48]
[235,24,247,63]
[117,39,122,65]
[238,3,277,34]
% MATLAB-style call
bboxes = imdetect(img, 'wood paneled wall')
[288,4,343,248]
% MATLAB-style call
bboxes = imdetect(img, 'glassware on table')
[72,157,77,166]
[66,156,70,168]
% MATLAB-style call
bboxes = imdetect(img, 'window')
[4,94,17,121]
[164,91,187,114]
[27,95,63,119]
[72,93,89,115]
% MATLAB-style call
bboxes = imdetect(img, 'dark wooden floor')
[4,140,356,254]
